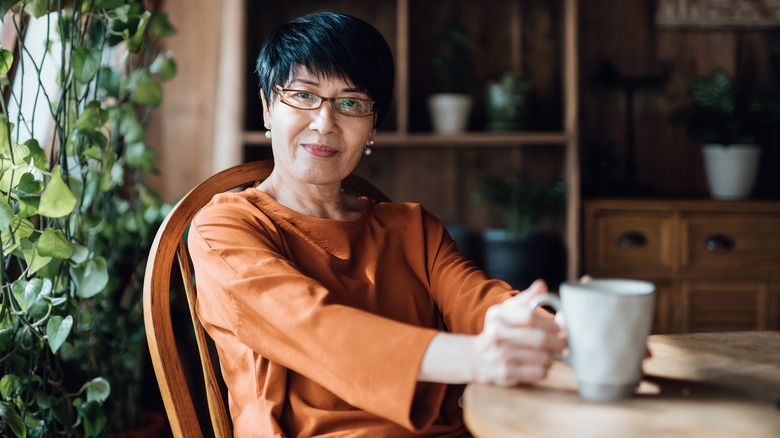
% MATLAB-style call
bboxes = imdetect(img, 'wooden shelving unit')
[228,0,580,279]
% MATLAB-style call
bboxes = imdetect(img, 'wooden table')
[462,331,780,438]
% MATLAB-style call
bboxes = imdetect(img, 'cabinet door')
[679,281,774,332]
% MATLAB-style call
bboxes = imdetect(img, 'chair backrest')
[143,160,390,438]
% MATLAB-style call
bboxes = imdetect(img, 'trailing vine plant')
[0,1,175,436]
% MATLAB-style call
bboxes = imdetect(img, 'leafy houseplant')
[0,1,175,437]
[670,68,780,199]
[428,2,476,133]
[670,68,780,145]
[473,171,567,290]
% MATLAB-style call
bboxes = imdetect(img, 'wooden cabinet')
[218,0,580,280]
[584,199,780,333]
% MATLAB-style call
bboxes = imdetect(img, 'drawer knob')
[618,231,647,248]
[705,234,734,251]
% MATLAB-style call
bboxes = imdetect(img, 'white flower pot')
[702,144,761,200]
[428,94,472,134]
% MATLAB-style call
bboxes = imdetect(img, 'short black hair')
[256,11,395,127]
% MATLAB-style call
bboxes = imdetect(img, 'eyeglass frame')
[272,84,376,118]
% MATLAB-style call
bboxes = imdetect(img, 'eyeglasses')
[273,85,375,117]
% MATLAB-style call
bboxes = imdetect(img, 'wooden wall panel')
[579,0,780,200]
[145,0,223,203]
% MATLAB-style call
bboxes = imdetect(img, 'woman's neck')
[257,173,365,220]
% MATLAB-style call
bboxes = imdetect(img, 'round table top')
[462,331,780,438]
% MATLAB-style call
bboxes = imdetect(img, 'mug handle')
[529,293,561,313]
[528,293,570,364]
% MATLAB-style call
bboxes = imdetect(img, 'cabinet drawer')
[590,211,674,274]
[682,214,780,271]
[680,281,773,332]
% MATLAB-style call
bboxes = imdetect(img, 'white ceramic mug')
[531,279,655,401]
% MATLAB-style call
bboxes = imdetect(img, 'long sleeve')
[188,188,514,437]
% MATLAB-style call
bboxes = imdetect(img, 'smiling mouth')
[302,143,338,158]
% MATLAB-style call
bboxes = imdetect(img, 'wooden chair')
[143,160,390,438]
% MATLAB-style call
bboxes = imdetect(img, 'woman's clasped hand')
[419,280,567,387]
[473,280,567,386]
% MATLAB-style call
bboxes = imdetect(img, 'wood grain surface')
[463,331,780,438]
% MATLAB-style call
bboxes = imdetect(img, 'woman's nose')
[309,102,338,133]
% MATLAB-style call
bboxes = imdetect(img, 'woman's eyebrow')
[288,78,366,95]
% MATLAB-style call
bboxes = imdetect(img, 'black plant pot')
[482,229,566,291]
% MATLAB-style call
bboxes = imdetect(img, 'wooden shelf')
[233,0,580,280]
[242,131,570,147]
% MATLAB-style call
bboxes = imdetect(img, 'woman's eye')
[292,91,318,103]
[339,99,362,110]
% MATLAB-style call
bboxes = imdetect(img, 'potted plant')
[485,72,534,132]
[428,1,476,134]
[670,68,780,199]
[473,171,567,291]
[0,1,175,437]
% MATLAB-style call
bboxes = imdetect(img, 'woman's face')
[261,66,376,189]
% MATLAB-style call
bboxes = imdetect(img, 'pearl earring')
[265,130,272,139]
[364,140,374,156]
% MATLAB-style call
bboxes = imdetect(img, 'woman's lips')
[302,143,338,158]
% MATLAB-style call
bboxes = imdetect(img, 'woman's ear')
[261,89,271,126]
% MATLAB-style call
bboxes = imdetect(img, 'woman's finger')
[490,327,567,352]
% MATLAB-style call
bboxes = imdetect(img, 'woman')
[188,11,565,437]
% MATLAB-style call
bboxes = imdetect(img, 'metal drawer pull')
[705,234,734,251]
[618,231,647,248]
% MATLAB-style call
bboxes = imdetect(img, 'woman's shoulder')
[193,188,274,224]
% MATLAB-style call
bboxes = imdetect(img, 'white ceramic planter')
[702,144,761,200]
[428,94,472,134]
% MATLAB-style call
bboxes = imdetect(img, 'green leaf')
[69,242,89,264]
[72,128,108,149]
[96,0,124,8]
[126,11,151,53]
[0,374,20,398]
[149,12,177,38]
[17,173,42,194]
[23,0,50,18]
[74,101,108,130]
[97,67,121,97]
[0,48,13,75]
[0,1,22,18]
[99,148,117,191]
[46,315,73,354]
[2,217,34,255]
[76,400,108,438]
[17,195,39,218]
[162,57,177,81]
[71,257,109,298]
[81,377,111,404]
[0,121,13,155]
[12,277,39,313]
[23,139,48,170]
[124,142,154,169]
[0,197,13,229]
[116,104,144,143]
[0,401,26,438]
[38,165,77,218]
[133,79,163,107]
[21,238,52,275]
[37,227,73,259]
[72,46,102,84]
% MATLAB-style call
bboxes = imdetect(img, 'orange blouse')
[188,188,515,437]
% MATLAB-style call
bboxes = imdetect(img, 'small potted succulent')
[428,3,476,134]
[670,68,780,199]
